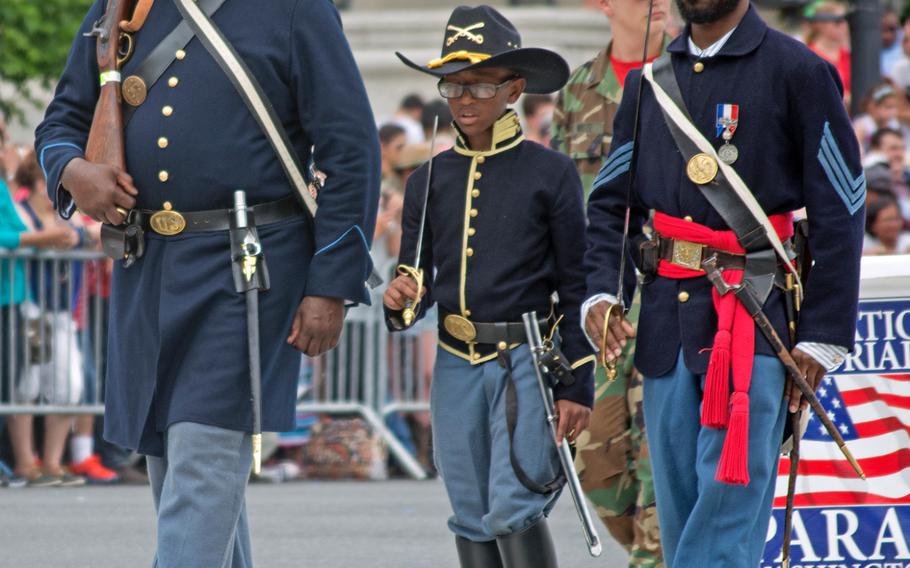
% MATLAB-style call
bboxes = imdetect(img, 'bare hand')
[555,399,591,446]
[787,348,826,413]
[383,274,425,311]
[287,296,345,357]
[61,158,138,225]
[45,226,79,249]
[22,225,79,249]
[584,300,636,362]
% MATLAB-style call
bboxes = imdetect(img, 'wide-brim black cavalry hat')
[396,5,570,95]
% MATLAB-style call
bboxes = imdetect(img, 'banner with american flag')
[762,298,910,567]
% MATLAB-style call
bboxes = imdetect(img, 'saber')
[232,190,267,475]
[601,0,655,381]
[702,257,865,479]
[398,115,439,326]
[614,0,656,307]
[522,311,603,557]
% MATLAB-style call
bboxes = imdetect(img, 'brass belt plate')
[686,153,719,185]
[149,205,187,236]
[122,75,148,107]
[444,314,477,342]
[671,240,705,271]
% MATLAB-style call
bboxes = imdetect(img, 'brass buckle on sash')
[149,202,187,236]
[671,239,705,271]
[444,314,477,342]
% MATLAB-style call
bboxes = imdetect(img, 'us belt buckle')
[444,314,477,342]
[149,201,187,236]
[672,239,704,271]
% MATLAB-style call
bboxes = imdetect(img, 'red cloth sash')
[653,211,794,485]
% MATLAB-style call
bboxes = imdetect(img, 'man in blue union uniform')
[35,0,379,566]
[583,0,865,566]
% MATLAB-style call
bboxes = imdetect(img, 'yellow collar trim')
[453,111,524,157]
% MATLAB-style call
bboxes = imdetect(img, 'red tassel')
[702,330,731,428]
[716,392,750,485]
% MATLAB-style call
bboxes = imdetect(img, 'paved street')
[1,479,627,567]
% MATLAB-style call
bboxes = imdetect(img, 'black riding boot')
[456,536,504,568]
[496,519,559,568]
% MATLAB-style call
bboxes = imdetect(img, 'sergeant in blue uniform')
[384,6,595,568]
[35,1,379,566]
[582,1,864,567]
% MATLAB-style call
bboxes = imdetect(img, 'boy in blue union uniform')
[383,6,596,567]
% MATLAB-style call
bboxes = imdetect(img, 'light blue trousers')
[644,351,787,568]
[431,345,561,542]
[147,422,253,568]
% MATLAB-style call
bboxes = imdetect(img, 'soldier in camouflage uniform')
[551,1,670,565]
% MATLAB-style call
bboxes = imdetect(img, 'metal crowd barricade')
[1,248,108,416]
[1,249,433,480]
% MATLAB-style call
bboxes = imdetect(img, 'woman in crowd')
[5,153,87,487]
[864,197,910,255]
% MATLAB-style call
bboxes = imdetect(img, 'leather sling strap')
[172,0,382,288]
[123,0,228,127]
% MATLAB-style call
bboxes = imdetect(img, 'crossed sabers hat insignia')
[447,22,485,46]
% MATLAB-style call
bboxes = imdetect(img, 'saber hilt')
[702,257,865,479]
[398,264,424,327]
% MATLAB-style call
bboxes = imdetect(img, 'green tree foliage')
[0,0,94,122]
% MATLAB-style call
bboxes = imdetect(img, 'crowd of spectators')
[0,119,146,488]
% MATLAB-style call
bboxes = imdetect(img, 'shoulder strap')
[645,55,798,302]
[123,0,228,127]
[173,0,382,289]
[172,0,317,218]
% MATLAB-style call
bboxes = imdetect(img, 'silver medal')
[718,142,739,165]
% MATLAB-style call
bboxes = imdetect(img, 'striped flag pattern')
[773,372,910,508]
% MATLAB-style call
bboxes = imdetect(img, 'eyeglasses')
[437,78,516,100]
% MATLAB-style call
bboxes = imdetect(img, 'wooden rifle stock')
[85,0,135,171]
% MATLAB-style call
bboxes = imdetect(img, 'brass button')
[497,341,508,351]
[158,137,169,149]
[476,156,486,164]
[678,291,690,303]
[471,189,480,198]
[694,61,705,73]
[474,172,482,180]
[466,248,474,257]
[158,170,170,183]
[176,49,186,60]
[468,227,476,237]
[162,105,173,117]
[465,309,472,317]
[684,215,693,222]
[168,77,179,88]
[470,208,478,218]
[472,353,481,361]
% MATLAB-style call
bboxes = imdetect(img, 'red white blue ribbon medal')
[716,103,739,165]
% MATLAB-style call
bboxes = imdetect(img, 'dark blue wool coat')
[35,0,380,455]
[585,6,864,378]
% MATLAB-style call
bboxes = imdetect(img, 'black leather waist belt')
[135,195,303,236]
[657,235,745,272]
[441,312,548,345]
